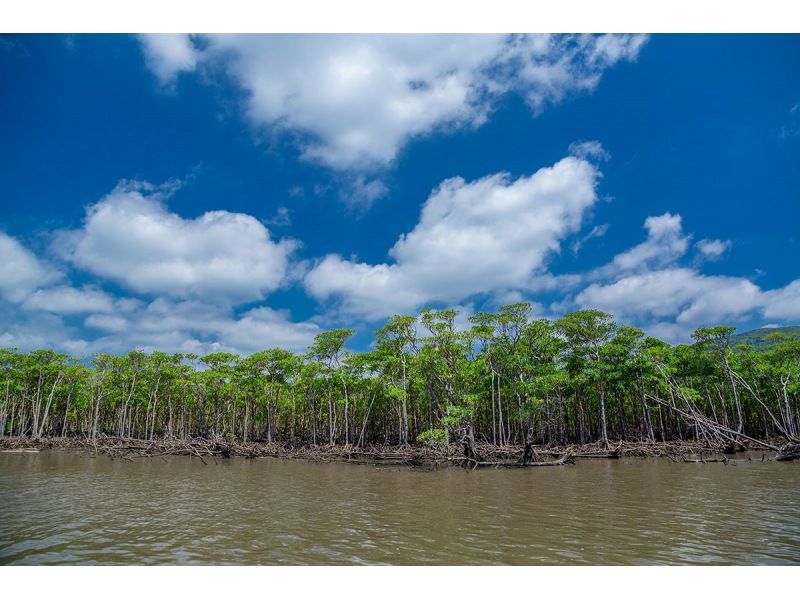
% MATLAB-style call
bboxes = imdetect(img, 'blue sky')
[1,34,798,355]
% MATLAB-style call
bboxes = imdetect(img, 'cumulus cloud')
[0,188,317,356]
[83,313,130,334]
[218,306,321,354]
[577,268,762,326]
[762,280,800,320]
[81,299,320,355]
[595,212,690,278]
[22,285,120,315]
[137,34,200,85]
[305,155,600,320]
[572,267,800,343]
[137,34,647,173]
[0,308,89,355]
[557,213,799,342]
[0,232,61,303]
[0,276,322,356]
[4,178,797,353]
[6,296,317,356]
[55,181,297,304]
[695,238,731,262]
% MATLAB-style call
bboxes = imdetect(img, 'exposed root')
[1,436,796,467]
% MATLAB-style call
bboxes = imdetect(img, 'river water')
[1,451,799,565]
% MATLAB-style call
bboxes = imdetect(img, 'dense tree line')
[1,306,798,447]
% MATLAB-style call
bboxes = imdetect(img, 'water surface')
[1,452,798,565]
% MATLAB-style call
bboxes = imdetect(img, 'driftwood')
[644,392,800,460]
[521,448,575,467]
[775,442,800,462]
[645,393,782,451]
[450,447,575,469]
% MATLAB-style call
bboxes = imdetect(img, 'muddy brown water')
[1,451,798,565]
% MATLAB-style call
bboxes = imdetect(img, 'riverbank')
[2,436,798,467]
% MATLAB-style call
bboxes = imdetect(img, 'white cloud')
[575,268,764,341]
[0,309,87,354]
[219,306,321,354]
[0,232,60,303]
[0,185,318,356]
[55,181,297,304]
[122,298,231,337]
[22,285,119,315]
[84,313,130,334]
[695,238,731,261]
[137,34,647,173]
[762,280,800,320]
[80,299,320,355]
[571,223,609,254]
[344,176,390,208]
[498,34,647,113]
[568,140,611,162]
[137,34,200,85]
[306,155,600,320]
[597,212,689,277]
[560,214,800,341]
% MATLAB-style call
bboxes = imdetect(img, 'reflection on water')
[1,452,799,565]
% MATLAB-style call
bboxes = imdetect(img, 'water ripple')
[1,453,799,564]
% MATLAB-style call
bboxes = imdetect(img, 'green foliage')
[692,326,736,351]
[1,307,798,446]
[416,428,448,447]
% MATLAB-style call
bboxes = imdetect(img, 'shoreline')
[2,436,797,467]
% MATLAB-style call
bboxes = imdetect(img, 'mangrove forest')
[2,306,799,452]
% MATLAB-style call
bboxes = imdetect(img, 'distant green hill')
[730,326,800,351]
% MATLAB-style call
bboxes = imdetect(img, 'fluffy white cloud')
[22,285,120,315]
[594,212,689,278]
[137,34,200,85]
[0,187,317,356]
[0,232,60,303]
[574,267,800,343]
[106,298,230,336]
[56,181,297,304]
[762,280,800,320]
[562,214,799,342]
[306,155,601,319]
[577,268,763,326]
[81,299,320,355]
[219,306,321,354]
[138,34,647,172]
[695,238,731,261]
[0,309,89,355]
[4,181,796,354]
[83,313,130,334]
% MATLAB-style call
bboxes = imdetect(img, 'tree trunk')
[598,380,609,447]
